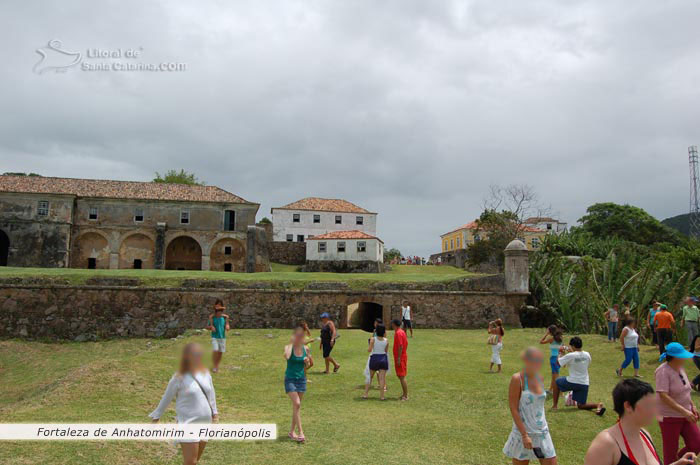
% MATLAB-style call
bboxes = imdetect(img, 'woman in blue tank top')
[539,325,563,395]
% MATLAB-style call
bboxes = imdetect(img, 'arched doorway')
[165,236,202,270]
[347,302,384,332]
[119,234,155,269]
[71,232,110,269]
[210,238,245,272]
[0,230,8,266]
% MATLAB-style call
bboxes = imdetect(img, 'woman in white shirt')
[150,343,218,465]
[616,318,641,378]
[362,324,389,400]
[552,337,606,416]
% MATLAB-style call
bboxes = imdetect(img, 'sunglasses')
[680,373,687,386]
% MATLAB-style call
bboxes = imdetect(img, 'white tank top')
[371,337,388,355]
[623,327,639,348]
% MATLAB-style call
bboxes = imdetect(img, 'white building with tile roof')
[270,197,377,242]
[306,230,383,262]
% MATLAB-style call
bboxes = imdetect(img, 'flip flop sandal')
[333,365,340,373]
[288,432,297,441]
[596,407,606,416]
[296,435,306,443]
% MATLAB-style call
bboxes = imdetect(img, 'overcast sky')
[2,1,699,256]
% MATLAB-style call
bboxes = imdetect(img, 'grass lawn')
[0,264,479,289]
[0,329,676,465]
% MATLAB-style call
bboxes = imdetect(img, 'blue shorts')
[549,355,560,374]
[284,377,306,394]
[556,377,589,404]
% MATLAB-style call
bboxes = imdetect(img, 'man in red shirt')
[392,319,409,401]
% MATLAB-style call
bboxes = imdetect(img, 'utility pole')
[690,146,700,239]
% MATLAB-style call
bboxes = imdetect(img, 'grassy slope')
[0,329,675,465]
[0,264,478,289]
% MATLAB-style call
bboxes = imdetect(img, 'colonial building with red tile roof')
[270,197,377,243]
[0,175,266,272]
[439,219,548,253]
[305,229,384,269]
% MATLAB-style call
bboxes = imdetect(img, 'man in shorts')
[552,336,605,415]
[401,301,413,338]
[207,299,230,373]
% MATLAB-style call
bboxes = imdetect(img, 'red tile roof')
[273,197,372,214]
[307,230,383,243]
[441,220,545,237]
[0,175,254,204]
[524,217,561,224]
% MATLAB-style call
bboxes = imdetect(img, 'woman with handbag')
[150,343,218,465]
[503,347,557,464]
[489,319,505,373]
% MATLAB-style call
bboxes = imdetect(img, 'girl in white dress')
[503,347,557,464]
[489,319,505,373]
[150,343,218,465]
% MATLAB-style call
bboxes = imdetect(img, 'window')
[87,258,96,269]
[335,215,342,224]
[337,241,346,253]
[297,235,304,242]
[224,263,232,272]
[37,200,49,216]
[180,210,190,224]
[357,241,366,252]
[286,234,293,242]
[531,237,541,249]
[293,214,300,223]
[318,242,327,253]
[134,207,144,222]
[224,210,235,231]
[133,259,142,269]
[313,214,320,224]
[450,239,454,250]
[456,237,460,248]
[356,216,363,225]
[474,234,481,242]
[224,246,232,255]
[547,223,552,230]
[88,207,98,220]
[444,241,448,250]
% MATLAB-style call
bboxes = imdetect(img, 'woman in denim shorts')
[284,325,309,443]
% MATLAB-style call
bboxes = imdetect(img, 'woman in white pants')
[150,343,218,465]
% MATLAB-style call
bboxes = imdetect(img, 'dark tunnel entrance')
[348,302,384,332]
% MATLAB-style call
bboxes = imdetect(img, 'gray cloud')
[1,0,699,256]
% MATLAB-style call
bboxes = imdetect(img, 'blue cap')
[320,312,330,319]
[659,342,695,362]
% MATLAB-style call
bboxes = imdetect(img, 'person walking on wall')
[503,347,558,464]
[363,324,389,400]
[489,318,505,373]
[150,343,218,465]
[401,301,414,338]
[654,304,676,355]
[319,313,340,374]
[584,378,696,465]
[616,318,641,378]
[539,325,563,395]
[392,319,409,401]
[655,342,700,464]
[682,297,700,348]
[605,304,620,343]
[284,325,310,443]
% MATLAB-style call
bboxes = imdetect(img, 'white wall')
[271,209,377,242]
[306,238,383,262]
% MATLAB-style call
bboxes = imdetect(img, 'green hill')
[662,213,691,236]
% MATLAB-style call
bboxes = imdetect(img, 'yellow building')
[440,221,547,252]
